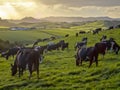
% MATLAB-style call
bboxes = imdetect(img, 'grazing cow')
[94,43,107,56]
[75,37,88,50]
[75,42,107,67]
[61,42,69,51]
[46,43,60,52]
[50,36,56,40]
[104,38,120,54]
[76,33,78,37]
[93,30,98,34]
[65,34,69,37]
[75,47,98,67]
[115,24,120,28]
[33,39,43,47]
[79,31,86,34]
[58,40,65,45]
[11,47,41,79]
[93,28,102,35]
[1,47,20,60]
[100,35,107,42]
[39,45,47,55]
[108,26,114,30]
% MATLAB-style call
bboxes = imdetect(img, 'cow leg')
[89,57,93,68]
[80,57,82,66]
[76,59,80,66]
[95,56,98,67]
[115,47,119,54]
[36,64,39,79]
[6,55,9,60]
[21,68,24,76]
[18,67,21,77]
[12,55,14,58]
[28,64,32,79]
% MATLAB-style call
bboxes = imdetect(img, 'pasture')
[0,24,120,89]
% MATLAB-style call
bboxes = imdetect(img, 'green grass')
[0,23,120,89]
[0,30,52,43]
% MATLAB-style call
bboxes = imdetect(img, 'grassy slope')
[0,21,106,43]
[0,30,52,44]
[0,23,120,90]
[41,21,106,36]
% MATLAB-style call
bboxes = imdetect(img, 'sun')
[0,10,8,19]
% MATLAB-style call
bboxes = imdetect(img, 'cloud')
[39,0,120,7]
[0,0,120,19]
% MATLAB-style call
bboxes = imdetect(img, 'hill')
[0,24,120,89]
[42,16,120,22]
[0,17,120,30]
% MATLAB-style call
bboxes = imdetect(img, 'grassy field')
[0,30,53,44]
[0,23,120,89]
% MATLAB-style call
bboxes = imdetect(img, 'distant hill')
[0,19,16,27]
[0,16,120,29]
[9,17,47,24]
[42,16,120,22]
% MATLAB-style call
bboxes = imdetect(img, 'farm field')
[0,23,120,89]
[0,21,106,43]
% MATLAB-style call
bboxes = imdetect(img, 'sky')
[0,0,120,19]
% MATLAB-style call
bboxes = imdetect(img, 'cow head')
[11,64,17,76]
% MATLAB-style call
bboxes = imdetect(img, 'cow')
[1,47,20,60]
[75,37,88,50]
[108,26,114,30]
[100,35,107,42]
[115,24,120,28]
[65,34,69,37]
[79,31,86,34]
[50,36,56,40]
[46,43,60,52]
[93,28,102,35]
[75,47,98,67]
[94,42,107,57]
[76,33,78,37]
[61,42,69,51]
[11,47,41,79]
[103,38,120,54]
[75,42,107,67]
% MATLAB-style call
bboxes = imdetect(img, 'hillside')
[0,17,120,30]
[0,27,120,89]
[42,16,115,22]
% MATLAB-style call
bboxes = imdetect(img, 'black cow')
[115,25,120,28]
[94,42,107,56]
[79,31,86,34]
[61,42,69,51]
[75,47,98,67]
[108,26,114,30]
[65,34,69,37]
[11,47,41,79]
[75,37,88,50]
[93,28,102,35]
[103,38,120,54]
[75,42,107,67]
[1,47,20,60]
[46,43,60,52]
[50,36,56,40]
[76,33,78,37]
[100,35,107,42]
